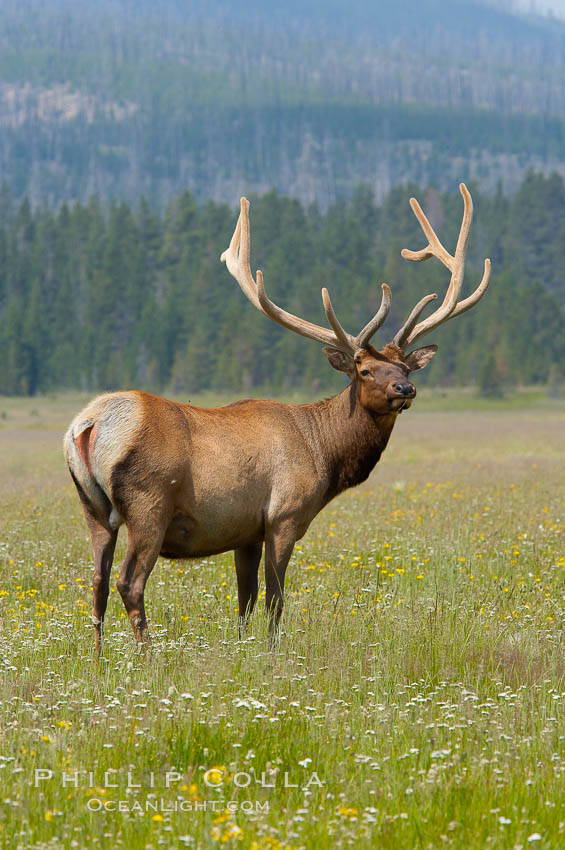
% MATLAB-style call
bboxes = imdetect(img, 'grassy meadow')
[0,390,563,849]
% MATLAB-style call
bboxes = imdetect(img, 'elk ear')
[404,344,438,371]
[323,347,355,376]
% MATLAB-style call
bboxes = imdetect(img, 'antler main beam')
[221,198,391,356]
[393,184,491,349]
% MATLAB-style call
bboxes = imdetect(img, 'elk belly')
[160,514,196,558]
[160,511,264,559]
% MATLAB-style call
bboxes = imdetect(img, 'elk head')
[321,343,436,415]
[221,184,491,414]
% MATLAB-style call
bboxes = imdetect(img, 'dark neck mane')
[298,383,397,503]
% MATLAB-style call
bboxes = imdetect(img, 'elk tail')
[63,419,122,530]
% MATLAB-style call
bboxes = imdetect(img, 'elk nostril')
[394,382,414,396]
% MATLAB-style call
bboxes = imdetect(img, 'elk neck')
[295,382,398,503]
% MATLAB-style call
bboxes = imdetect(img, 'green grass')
[0,393,563,849]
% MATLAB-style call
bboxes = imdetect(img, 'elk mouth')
[389,397,413,413]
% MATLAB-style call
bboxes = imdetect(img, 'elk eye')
[360,369,371,377]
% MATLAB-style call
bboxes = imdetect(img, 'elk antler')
[392,184,491,350]
[221,197,391,356]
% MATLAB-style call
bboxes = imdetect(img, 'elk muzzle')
[387,380,416,412]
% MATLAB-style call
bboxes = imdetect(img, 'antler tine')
[321,288,357,352]
[394,183,490,348]
[393,293,438,350]
[220,198,262,310]
[401,197,453,269]
[355,283,392,349]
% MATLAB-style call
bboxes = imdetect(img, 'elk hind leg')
[235,543,262,638]
[83,511,118,658]
[116,503,168,646]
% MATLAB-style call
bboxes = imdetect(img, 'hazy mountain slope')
[2,0,565,207]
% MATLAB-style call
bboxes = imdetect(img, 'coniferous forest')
[1,172,564,397]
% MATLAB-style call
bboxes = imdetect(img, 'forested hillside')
[3,0,565,208]
[1,173,563,397]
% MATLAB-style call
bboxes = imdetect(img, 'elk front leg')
[83,511,118,659]
[264,520,296,648]
[235,543,262,639]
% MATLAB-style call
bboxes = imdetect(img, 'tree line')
[0,172,563,398]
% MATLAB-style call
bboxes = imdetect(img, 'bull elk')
[64,184,490,655]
